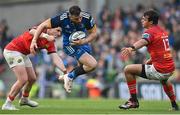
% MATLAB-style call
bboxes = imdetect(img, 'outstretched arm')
[29,28,55,41]
[30,19,52,55]
[49,53,67,74]
[121,39,148,57]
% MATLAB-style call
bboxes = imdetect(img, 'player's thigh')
[23,56,36,81]
[124,64,142,75]
[12,66,28,82]
[3,49,26,68]
[25,67,37,82]
[3,49,28,82]
[78,52,97,67]
[144,64,172,80]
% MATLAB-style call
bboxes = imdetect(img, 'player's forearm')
[32,26,45,42]
[50,53,67,73]
[32,19,52,42]
[132,39,148,51]
[30,29,52,39]
[84,32,97,44]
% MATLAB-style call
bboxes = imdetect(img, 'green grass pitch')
[0,99,180,114]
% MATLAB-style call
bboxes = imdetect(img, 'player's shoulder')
[146,25,162,33]
[144,27,155,36]
[81,11,92,20]
[58,11,69,21]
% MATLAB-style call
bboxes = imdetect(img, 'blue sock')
[68,71,76,79]
[68,65,86,80]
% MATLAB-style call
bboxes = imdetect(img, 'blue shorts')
[63,44,92,60]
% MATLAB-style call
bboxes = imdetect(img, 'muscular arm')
[84,25,97,44]
[32,19,52,42]
[30,19,52,54]
[29,28,55,41]
[49,53,67,74]
[121,39,149,57]
[133,39,149,50]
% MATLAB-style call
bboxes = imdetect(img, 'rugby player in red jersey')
[2,27,67,110]
[119,9,179,111]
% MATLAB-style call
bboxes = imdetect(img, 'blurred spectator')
[0,19,11,50]
[86,76,103,99]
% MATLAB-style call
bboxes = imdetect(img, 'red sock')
[8,95,15,101]
[127,80,137,95]
[162,83,176,102]
[22,92,29,97]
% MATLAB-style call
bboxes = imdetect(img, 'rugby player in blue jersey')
[30,6,97,93]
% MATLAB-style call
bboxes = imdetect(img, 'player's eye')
[141,17,148,21]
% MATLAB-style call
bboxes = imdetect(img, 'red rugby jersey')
[5,31,56,55]
[142,25,175,73]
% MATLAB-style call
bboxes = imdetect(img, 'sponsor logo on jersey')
[142,33,150,39]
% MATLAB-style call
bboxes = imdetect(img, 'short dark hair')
[143,9,159,25]
[69,5,81,16]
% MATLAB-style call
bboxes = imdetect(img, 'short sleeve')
[51,15,62,28]
[46,41,56,54]
[81,12,96,30]
[142,31,153,43]
[86,16,96,30]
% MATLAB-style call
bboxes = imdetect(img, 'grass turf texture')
[0,99,180,114]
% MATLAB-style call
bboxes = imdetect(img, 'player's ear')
[149,21,153,25]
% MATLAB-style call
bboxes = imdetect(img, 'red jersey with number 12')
[5,31,56,55]
[142,25,175,73]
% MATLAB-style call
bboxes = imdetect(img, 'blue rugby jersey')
[51,11,95,46]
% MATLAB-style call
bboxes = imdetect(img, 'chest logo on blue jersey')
[65,25,70,29]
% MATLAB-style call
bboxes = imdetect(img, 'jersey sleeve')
[46,41,57,54]
[51,14,62,28]
[142,31,154,44]
[82,12,96,30]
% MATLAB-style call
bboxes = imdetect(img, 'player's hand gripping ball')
[69,31,86,42]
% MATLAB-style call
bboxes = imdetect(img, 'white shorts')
[145,64,173,80]
[3,49,32,68]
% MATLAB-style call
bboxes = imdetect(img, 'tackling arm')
[121,39,148,57]
[32,19,52,42]
[29,28,55,41]
[30,19,52,54]
[132,39,149,51]
[49,53,67,74]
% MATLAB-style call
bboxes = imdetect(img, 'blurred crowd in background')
[0,0,179,99]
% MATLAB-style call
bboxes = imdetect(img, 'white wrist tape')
[42,33,49,39]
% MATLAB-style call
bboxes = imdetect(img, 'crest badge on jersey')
[65,25,70,29]
[142,33,150,39]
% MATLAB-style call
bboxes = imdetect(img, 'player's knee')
[18,77,28,85]
[124,65,131,74]
[90,60,97,70]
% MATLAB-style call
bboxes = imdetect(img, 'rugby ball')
[69,31,86,42]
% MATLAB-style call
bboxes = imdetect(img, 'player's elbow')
[29,29,36,35]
